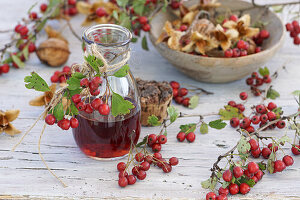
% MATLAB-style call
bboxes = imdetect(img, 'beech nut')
[36,38,70,67]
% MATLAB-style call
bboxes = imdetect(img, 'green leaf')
[70,102,79,115]
[142,36,149,51]
[131,38,138,43]
[47,0,62,17]
[27,2,38,14]
[273,107,283,116]
[147,115,161,126]
[12,54,25,68]
[72,72,85,79]
[133,0,146,15]
[277,135,292,145]
[258,161,267,171]
[267,152,275,174]
[167,106,178,123]
[216,15,225,25]
[113,64,130,77]
[292,90,300,96]
[23,45,29,60]
[209,119,227,129]
[200,122,208,134]
[180,123,196,133]
[68,88,82,98]
[112,10,119,21]
[201,177,217,190]
[67,77,81,90]
[52,102,64,121]
[219,105,244,120]
[237,136,251,155]
[222,181,230,189]
[266,88,280,100]
[272,5,284,13]
[111,92,135,117]
[84,55,103,74]
[116,0,129,7]
[24,72,50,92]
[246,179,256,187]
[188,95,199,109]
[119,13,131,30]
[258,67,270,76]
[136,136,148,148]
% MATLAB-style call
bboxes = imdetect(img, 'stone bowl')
[149,0,285,83]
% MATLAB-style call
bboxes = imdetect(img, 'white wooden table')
[0,0,300,199]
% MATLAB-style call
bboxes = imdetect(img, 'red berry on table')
[222,169,232,182]
[0,64,10,73]
[152,143,162,152]
[173,88,178,97]
[256,104,266,114]
[139,16,148,25]
[40,3,48,12]
[246,126,255,133]
[169,157,179,166]
[244,169,254,178]
[70,117,79,128]
[156,158,167,168]
[180,25,188,32]
[60,119,71,130]
[84,103,93,114]
[147,134,157,145]
[249,139,259,150]
[290,31,297,38]
[274,160,286,172]
[239,92,248,100]
[186,132,196,143]
[260,114,268,123]
[19,26,28,36]
[228,100,236,107]
[127,175,136,185]
[247,162,259,174]
[118,170,128,178]
[286,23,293,31]
[29,12,38,20]
[255,47,262,53]
[72,94,81,103]
[216,195,228,200]
[153,152,162,160]
[240,118,251,129]
[175,96,183,104]
[45,114,56,125]
[177,132,186,142]
[233,166,243,178]
[232,48,240,57]
[252,72,258,78]
[15,24,23,33]
[91,98,103,110]
[91,76,102,86]
[292,20,299,27]
[255,78,263,86]
[142,24,151,32]
[294,36,300,45]
[224,49,233,58]
[282,155,294,166]
[182,97,190,107]
[206,192,217,200]
[229,183,239,195]
[239,183,250,195]
[158,135,167,144]
[260,30,270,39]
[251,147,261,158]
[117,162,126,172]
[140,161,150,171]
[96,7,107,17]
[132,166,139,176]
[80,78,89,88]
[218,187,229,196]
[267,111,276,121]
[135,152,144,162]
[162,164,172,173]
[28,42,36,53]
[229,14,238,22]
[236,104,245,112]
[276,120,285,129]
[170,81,180,89]
[76,101,86,111]
[267,102,277,110]
[263,75,271,83]
[68,0,76,5]
[136,170,147,180]
[246,77,254,85]
[261,147,271,159]
[145,155,153,164]
[90,88,100,96]
[98,104,110,115]
[291,145,300,155]
[178,88,188,97]
[255,170,263,180]
[59,76,67,83]
[230,117,239,128]
[118,177,128,187]
[251,115,260,124]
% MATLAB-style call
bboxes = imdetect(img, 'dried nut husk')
[36,38,70,67]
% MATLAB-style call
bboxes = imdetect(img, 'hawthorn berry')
[244,169,254,178]
[40,3,48,12]
[140,161,150,171]
[256,104,266,114]
[206,192,217,200]
[247,162,259,174]
[19,26,28,36]
[260,114,268,123]
[0,64,10,73]
[169,157,179,166]
[96,7,107,17]
[240,118,251,129]
[268,143,278,152]
[230,117,239,128]
[142,24,151,32]
[162,164,172,173]
[251,175,259,183]
[282,155,294,166]
[255,47,262,53]
[60,119,71,130]
[182,98,190,107]
[152,143,162,152]
[118,170,128,178]
[72,94,81,103]
[237,40,248,50]
[255,170,264,180]
[170,0,180,9]
[276,120,285,129]
[186,132,195,143]
[80,78,89,88]
[178,88,188,97]
[132,166,139,176]
[263,75,271,83]
[29,12,38,20]
[286,23,293,31]
[228,183,239,195]
[145,155,153,164]
[233,166,243,178]
[228,101,236,107]
[229,14,238,22]
[153,152,162,160]
[222,170,232,182]
[249,139,259,150]
[70,117,79,128]
[28,42,36,52]
[45,114,56,125]
[251,115,260,124]
[91,98,103,110]
[91,76,102,86]
[236,104,245,112]
[173,89,178,97]
[291,145,300,155]
[158,135,167,144]
[177,132,186,142]
[274,160,286,172]
[260,30,270,39]
[218,187,229,196]
[135,152,144,162]
[246,78,254,85]
[98,104,110,115]
[232,48,240,57]
[216,195,227,200]
[246,126,255,133]
[170,81,180,89]
[59,76,67,83]
[76,101,86,111]
[68,0,76,5]
[139,16,148,25]
[239,92,248,100]
[127,175,136,185]
[117,162,126,172]
[148,134,157,145]
[118,177,128,187]
[251,147,261,158]
[224,49,233,58]
[239,183,250,195]
[175,96,183,104]
[262,147,272,159]
[180,24,188,32]
[156,158,167,168]
[136,170,147,180]
[267,111,276,121]
[267,102,277,111]
[85,104,93,114]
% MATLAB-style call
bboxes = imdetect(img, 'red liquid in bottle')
[73,108,141,159]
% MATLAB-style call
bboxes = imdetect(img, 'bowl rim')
[149,2,285,61]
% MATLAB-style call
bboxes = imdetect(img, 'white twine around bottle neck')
[84,43,131,73]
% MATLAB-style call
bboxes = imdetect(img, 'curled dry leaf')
[214,24,239,51]
[0,110,21,136]
[36,38,70,67]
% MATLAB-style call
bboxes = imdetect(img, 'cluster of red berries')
[252,29,270,46]
[285,20,300,45]
[176,131,195,143]
[132,16,151,36]
[50,66,72,83]
[45,114,79,130]
[170,81,191,107]
[170,0,181,9]
[147,134,167,153]
[230,101,285,133]
[71,77,111,115]
[63,0,79,16]
[117,152,179,187]
[246,71,272,96]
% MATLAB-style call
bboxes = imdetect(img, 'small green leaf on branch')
[24,72,50,92]
[219,105,244,120]
[209,119,227,130]
[167,106,178,123]
[188,95,199,109]
[142,36,149,50]
[84,55,103,74]
[136,136,148,147]
[113,64,130,77]
[258,67,270,76]
[200,122,208,134]
[180,123,196,133]
[237,136,251,155]
[12,54,25,68]
[111,92,135,117]
[52,102,64,121]
[201,177,217,190]
[147,115,161,126]
[267,87,280,100]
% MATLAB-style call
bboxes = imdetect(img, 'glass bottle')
[72,24,141,160]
